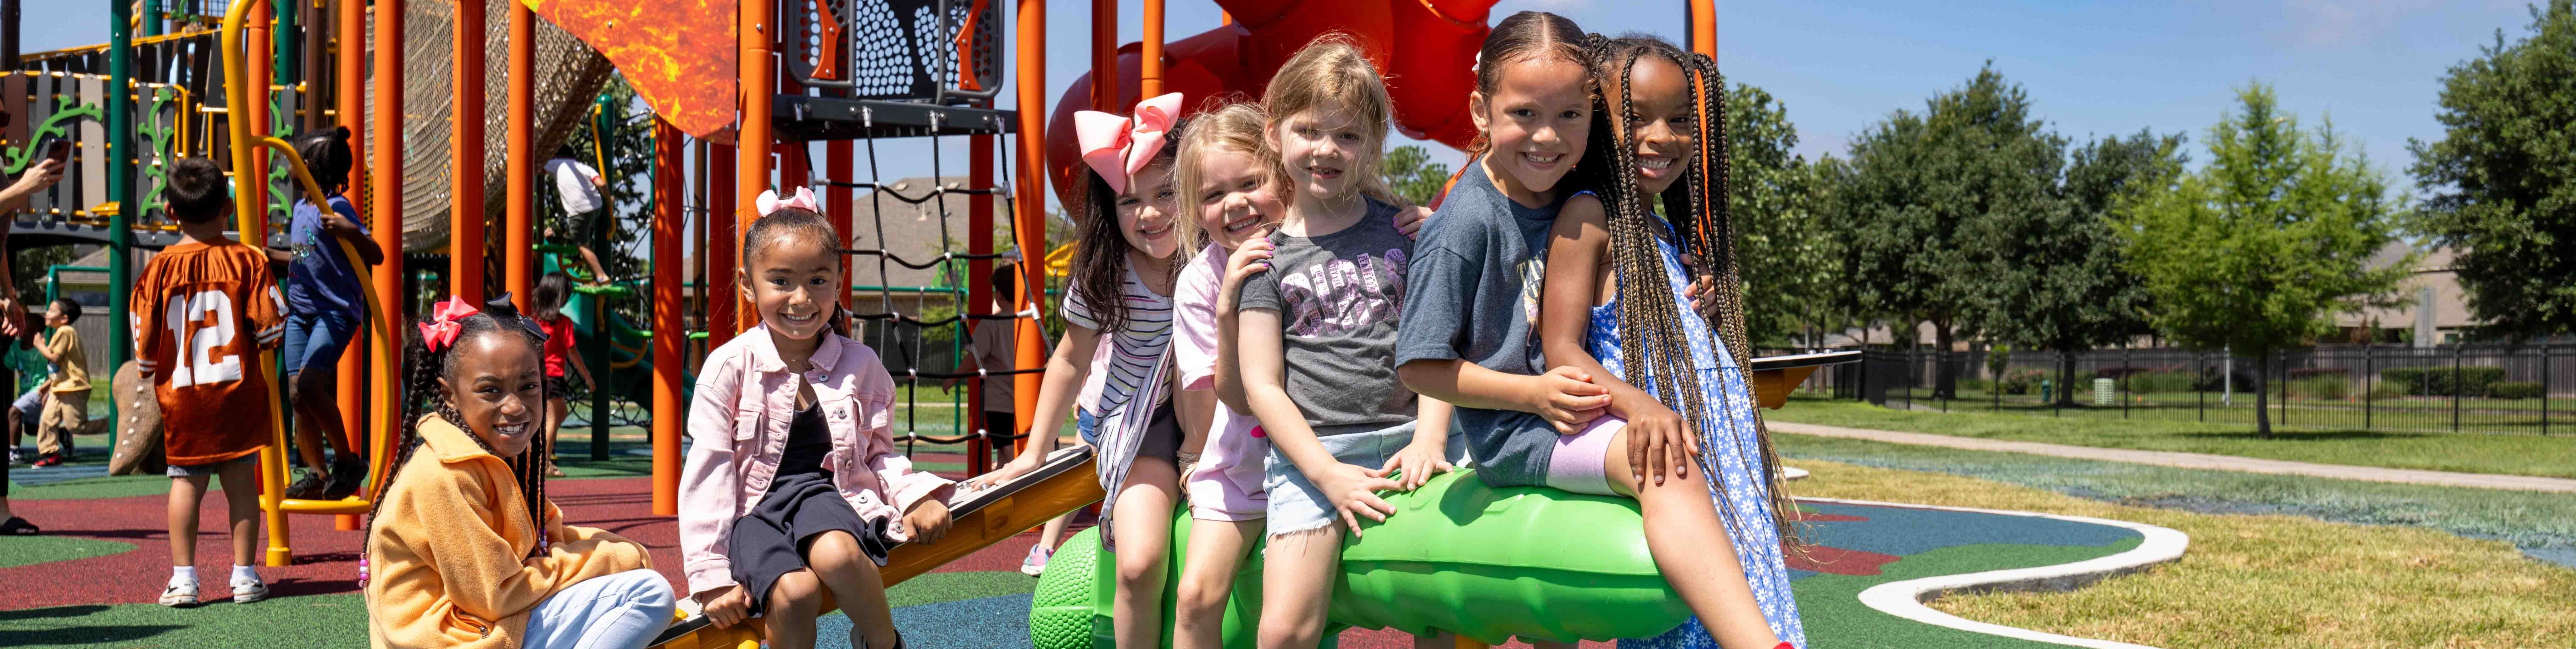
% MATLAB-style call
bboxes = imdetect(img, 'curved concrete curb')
[1803,497,2189,649]
[1783,466,1810,481]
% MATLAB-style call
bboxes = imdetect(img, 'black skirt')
[727,472,897,613]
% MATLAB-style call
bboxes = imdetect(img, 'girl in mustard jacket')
[364,295,674,649]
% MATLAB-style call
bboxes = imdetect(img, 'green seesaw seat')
[1029,468,1692,648]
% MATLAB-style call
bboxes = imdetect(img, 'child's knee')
[1174,571,1232,613]
[770,571,824,611]
[1114,548,1166,590]
[1256,623,1323,649]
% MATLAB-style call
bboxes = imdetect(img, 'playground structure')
[0,0,1869,646]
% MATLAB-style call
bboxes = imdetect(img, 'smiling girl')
[1534,35,1802,649]
[969,95,1193,649]
[679,194,956,649]
[364,295,673,649]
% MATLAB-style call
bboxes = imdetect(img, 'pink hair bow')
[757,186,821,215]
[418,297,480,352]
[1074,92,1185,194]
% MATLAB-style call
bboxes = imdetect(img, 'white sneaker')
[230,577,269,604]
[159,581,200,607]
[1019,544,1053,577]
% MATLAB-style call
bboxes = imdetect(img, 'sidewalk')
[1769,421,2576,493]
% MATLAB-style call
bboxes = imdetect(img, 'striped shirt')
[1063,267,1174,420]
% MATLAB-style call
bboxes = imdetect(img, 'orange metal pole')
[333,0,369,533]
[1012,0,1047,451]
[505,0,533,311]
[452,0,486,302]
[1091,0,1116,111]
[708,145,737,347]
[966,134,993,473]
[1140,0,1163,97]
[651,118,684,516]
[1690,0,1716,61]
[737,0,773,335]
[370,0,406,508]
[248,7,270,236]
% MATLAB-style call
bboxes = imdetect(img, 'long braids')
[1590,36,1802,546]
[364,295,558,588]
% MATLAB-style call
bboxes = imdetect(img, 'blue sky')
[25,0,2540,199]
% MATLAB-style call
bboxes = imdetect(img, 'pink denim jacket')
[677,325,955,598]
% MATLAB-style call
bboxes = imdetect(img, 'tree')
[1380,145,1452,207]
[1834,65,2064,397]
[1725,84,1844,347]
[1980,129,2180,404]
[2408,0,2576,339]
[2117,85,2412,437]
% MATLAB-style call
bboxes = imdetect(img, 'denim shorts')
[1263,421,1468,536]
[283,311,361,375]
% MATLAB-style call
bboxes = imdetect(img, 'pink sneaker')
[1020,544,1054,577]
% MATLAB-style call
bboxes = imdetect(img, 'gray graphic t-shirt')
[1236,197,1416,438]
[1393,161,1566,487]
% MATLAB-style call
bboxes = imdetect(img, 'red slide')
[1045,0,1499,205]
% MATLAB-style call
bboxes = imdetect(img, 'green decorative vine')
[138,85,179,219]
[2,94,103,175]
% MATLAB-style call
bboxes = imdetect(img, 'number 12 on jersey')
[163,289,243,388]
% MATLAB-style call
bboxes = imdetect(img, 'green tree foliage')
[1725,84,1842,347]
[1980,129,2181,403]
[2408,1,2576,339]
[1833,65,2062,397]
[1380,145,1453,207]
[2117,85,2411,436]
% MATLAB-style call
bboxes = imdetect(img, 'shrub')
[2287,367,2351,379]
[1999,369,2047,395]
[2366,383,2405,401]
[2380,366,2508,396]
[2128,371,2197,394]
[2488,381,2544,400]
[2290,375,2349,400]
[1959,377,1992,393]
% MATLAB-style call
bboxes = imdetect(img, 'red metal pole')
[652,118,684,516]
[452,0,486,302]
[708,143,737,347]
[1012,0,1047,451]
[505,0,533,311]
[1091,0,1115,111]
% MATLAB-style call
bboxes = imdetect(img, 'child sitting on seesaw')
[680,190,956,649]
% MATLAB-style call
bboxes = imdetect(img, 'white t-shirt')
[545,158,603,214]
[1062,267,1174,420]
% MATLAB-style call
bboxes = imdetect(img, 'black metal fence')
[1824,344,2570,436]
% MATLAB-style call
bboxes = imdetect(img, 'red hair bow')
[418,297,480,352]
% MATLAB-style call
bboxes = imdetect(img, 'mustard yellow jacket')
[365,415,652,648]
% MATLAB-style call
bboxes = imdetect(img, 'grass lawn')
[1769,398,2576,479]
[1786,458,2576,648]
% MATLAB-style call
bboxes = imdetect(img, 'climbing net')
[814,115,1050,452]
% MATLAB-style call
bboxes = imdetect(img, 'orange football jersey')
[130,239,286,466]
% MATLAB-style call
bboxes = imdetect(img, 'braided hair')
[1580,35,1800,545]
[364,294,558,566]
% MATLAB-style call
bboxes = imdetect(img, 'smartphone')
[42,139,70,166]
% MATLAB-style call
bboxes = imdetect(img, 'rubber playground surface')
[2,448,2147,648]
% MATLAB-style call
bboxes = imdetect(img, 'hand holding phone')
[43,139,70,166]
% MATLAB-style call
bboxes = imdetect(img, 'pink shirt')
[677,325,956,597]
[1174,244,1269,520]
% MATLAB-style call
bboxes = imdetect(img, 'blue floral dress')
[1587,216,1805,649]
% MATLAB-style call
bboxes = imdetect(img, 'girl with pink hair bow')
[966,93,1197,649]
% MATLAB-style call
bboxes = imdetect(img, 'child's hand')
[1217,236,1278,312]
[1380,440,1454,491]
[965,455,1039,491]
[698,585,751,629]
[901,498,952,544]
[1394,205,1432,239]
[1528,366,1612,433]
[1311,462,1404,537]
[1679,269,1721,321]
[1618,396,1699,488]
